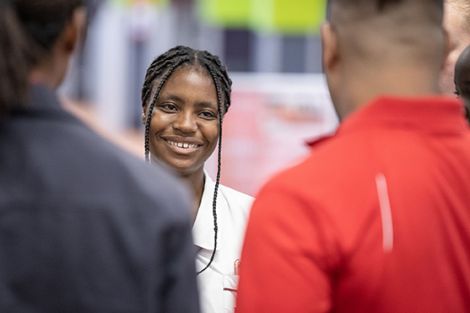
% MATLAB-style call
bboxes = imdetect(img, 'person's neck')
[338,67,441,120]
[179,169,205,224]
[29,56,62,89]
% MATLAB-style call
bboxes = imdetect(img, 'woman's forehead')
[162,67,215,92]
[148,63,227,114]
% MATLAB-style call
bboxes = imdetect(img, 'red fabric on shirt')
[236,96,470,313]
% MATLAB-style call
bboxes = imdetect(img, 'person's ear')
[321,22,339,75]
[441,26,451,71]
[61,7,87,54]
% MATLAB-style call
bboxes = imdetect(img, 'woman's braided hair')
[141,46,232,275]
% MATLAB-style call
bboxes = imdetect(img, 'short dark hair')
[328,0,443,15]
[447,0,470,31]
[0,0,84,115]
[327,0,444,65]
[327,0,444,19]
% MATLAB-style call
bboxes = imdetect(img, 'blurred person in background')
[141,45,253,313]
[440,0,470,95]
[0,1,198,312]
[454,44,470,122]
[236,0,470,312]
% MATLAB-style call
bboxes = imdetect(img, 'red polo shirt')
[236,96,470,313]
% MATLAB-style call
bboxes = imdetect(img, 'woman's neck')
[179,169,205,224]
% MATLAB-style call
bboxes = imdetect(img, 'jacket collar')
[10,84,79,125]
[307,96,468,148]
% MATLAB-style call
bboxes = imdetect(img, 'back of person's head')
[323,0,445,119]
[454,44,470,121]
[327,0,444,54]
[445,0,470,30]
[0,0,85,115]
[440,0,470,95]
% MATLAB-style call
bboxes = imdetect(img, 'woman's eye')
[200,111,217,119]
[158,103,178,112]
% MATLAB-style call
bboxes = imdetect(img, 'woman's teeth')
[167,141,198,149]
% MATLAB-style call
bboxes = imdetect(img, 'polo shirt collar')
[338,96,468,135]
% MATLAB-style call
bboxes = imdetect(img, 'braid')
[200,52,232,112]
[141,46,233,275]
[196,63,225,275]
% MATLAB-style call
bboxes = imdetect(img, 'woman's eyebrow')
[195,101,218,109]
[159,94,184,102]
[158,93,218,109]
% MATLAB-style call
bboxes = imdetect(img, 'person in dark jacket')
[0,1,199,312]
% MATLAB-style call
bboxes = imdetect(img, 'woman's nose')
[173,111,197,133]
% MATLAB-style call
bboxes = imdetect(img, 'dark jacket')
[0,85,199,313]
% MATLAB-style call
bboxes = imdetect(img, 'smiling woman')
[141,46,253,313]
[149,66,219,175]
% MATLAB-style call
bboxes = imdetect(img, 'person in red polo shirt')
[236,0,470,312]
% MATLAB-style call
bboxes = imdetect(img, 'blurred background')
[60,0,338,196]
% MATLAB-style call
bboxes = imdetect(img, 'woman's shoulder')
[219,184,254,215]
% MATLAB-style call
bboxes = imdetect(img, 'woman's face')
[146,66,220,176]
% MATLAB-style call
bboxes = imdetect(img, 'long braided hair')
[141,46,232,275]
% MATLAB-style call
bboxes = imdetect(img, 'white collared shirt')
[192,173,253,313]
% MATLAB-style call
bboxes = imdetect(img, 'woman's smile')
[162,137,203,155]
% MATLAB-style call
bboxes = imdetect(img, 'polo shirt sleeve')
[236,178,340,313]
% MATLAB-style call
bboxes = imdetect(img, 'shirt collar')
[192,172,220,251]
[306,134,335,148]
[337,96,468,136]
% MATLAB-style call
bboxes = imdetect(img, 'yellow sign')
[199,0,326,34]
[252,0,326,34]
[199,0,252,28]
